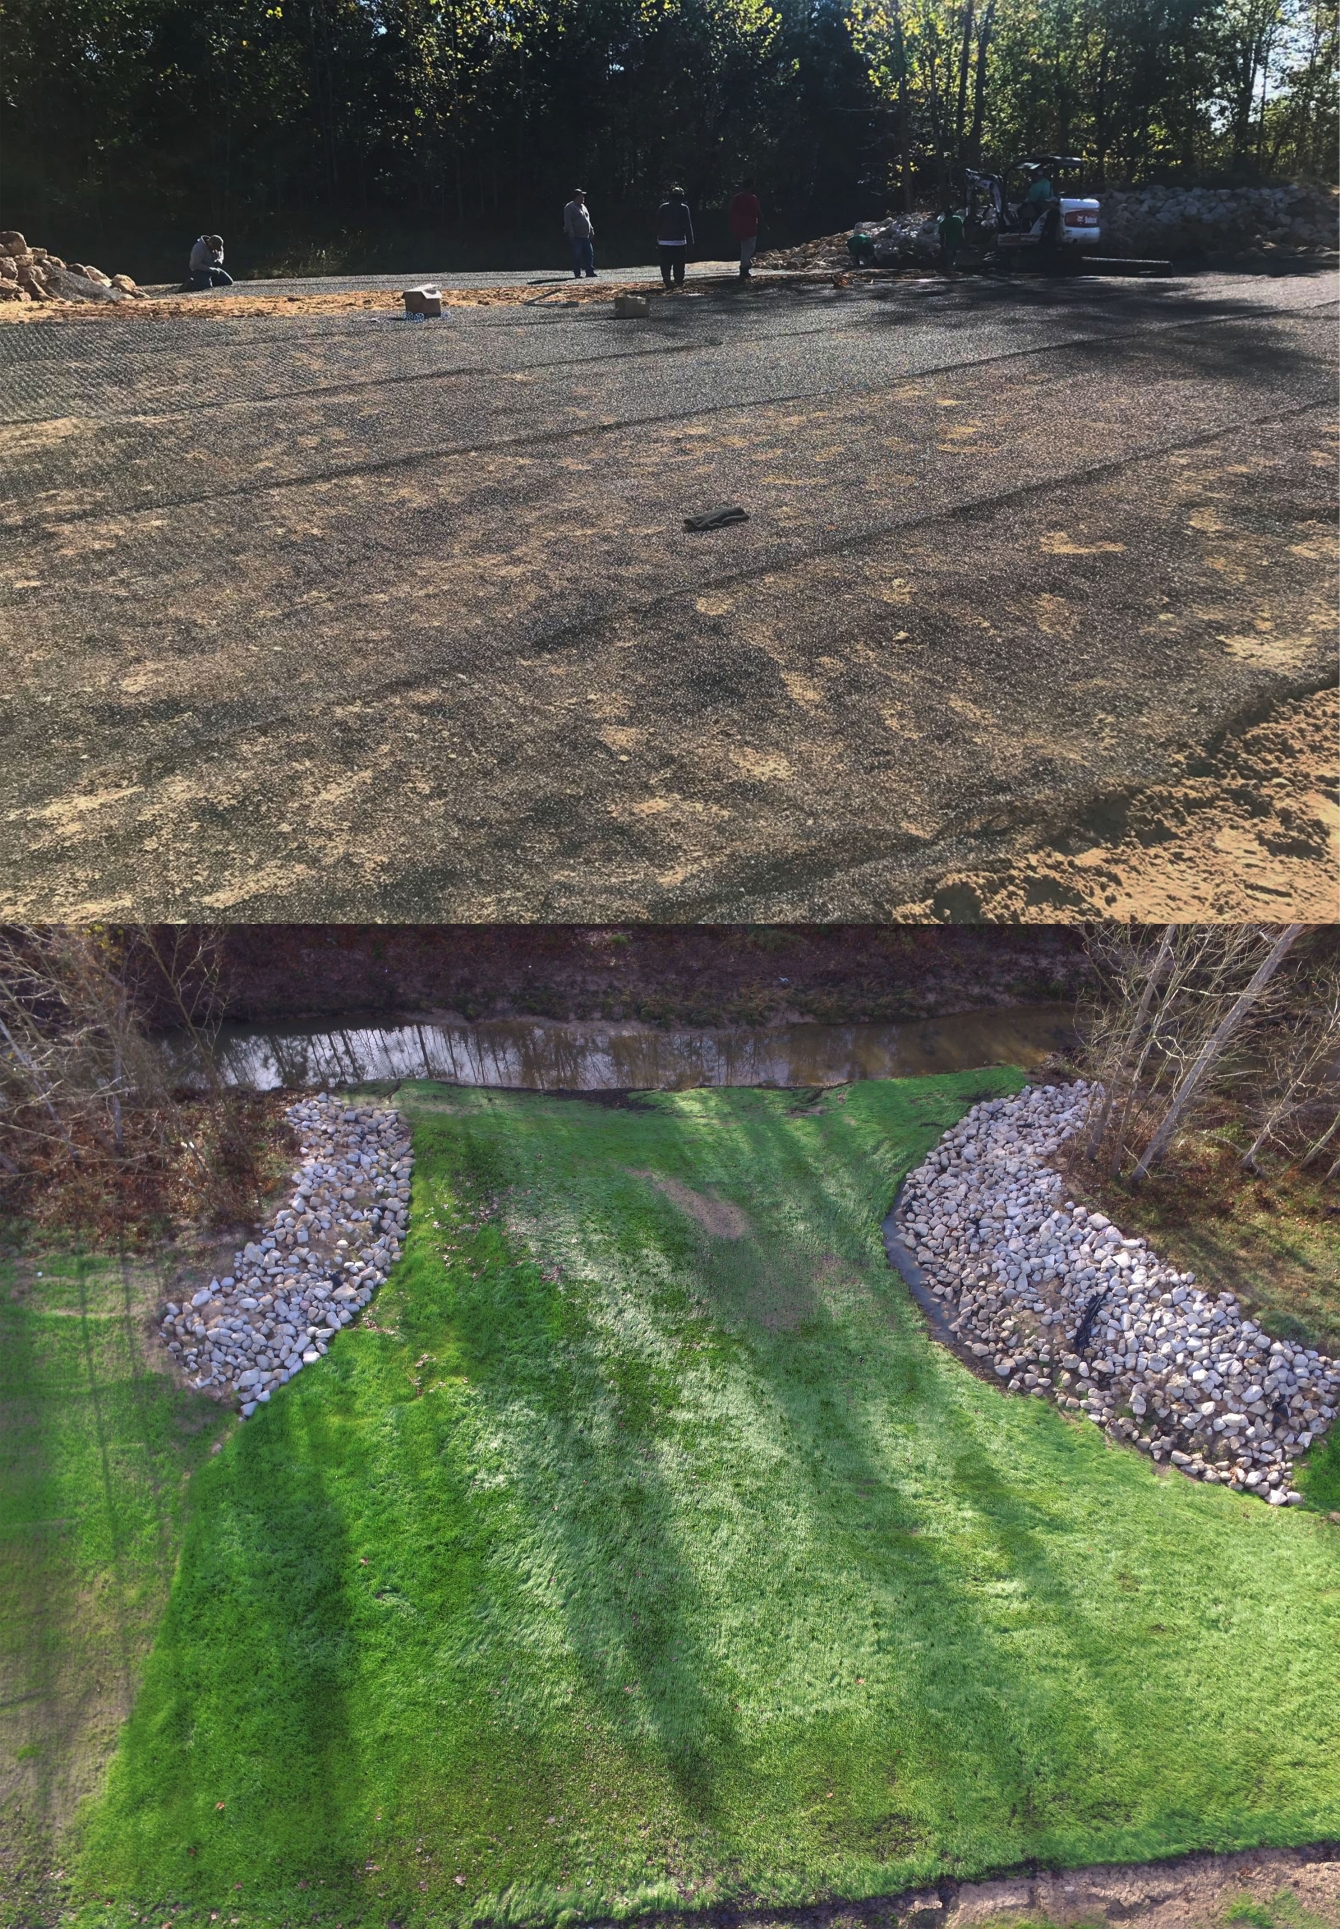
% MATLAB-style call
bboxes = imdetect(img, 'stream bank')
[170,1002,1078,1093]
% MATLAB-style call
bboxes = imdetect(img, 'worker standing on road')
[187,234,233,289]
[729,179,762,280]
[656,188,694,288]
[563,191,596,278]
[937,205,965,271]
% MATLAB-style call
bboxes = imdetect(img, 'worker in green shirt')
[937,206,965,270]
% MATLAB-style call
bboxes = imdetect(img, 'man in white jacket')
[562,191,596,278]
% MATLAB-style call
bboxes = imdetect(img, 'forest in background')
[2,0,1336,278]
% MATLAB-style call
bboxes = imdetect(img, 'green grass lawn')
[0,1251,225,1924]
[8,1073,1340,1929]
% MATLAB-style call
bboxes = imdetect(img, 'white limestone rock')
[896,1082,1337,1503]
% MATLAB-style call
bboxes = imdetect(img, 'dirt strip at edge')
[601,1843,1340,1928]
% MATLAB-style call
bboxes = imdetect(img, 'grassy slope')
[41,1075,1340,1925]
[0,1255,224,1922]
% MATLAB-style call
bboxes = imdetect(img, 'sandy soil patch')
[901,685,1339,921]
[0,277,750,324]
[630,1170,751,1239]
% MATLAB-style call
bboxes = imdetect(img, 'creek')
[169,1001,1077,1092]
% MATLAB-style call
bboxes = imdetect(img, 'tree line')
[3,0,1335,267]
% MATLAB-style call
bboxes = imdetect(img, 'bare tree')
[1072,924,1316,1184]
[1081,923,1176,1164]
[0,927,159,1166]
[1241,952,1340,1175]
[0,924,254,1225]
[1131,924,1305,1180]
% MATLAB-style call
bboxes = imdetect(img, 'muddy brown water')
[176,1002,1076,1092]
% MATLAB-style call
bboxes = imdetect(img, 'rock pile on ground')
[158,1094,412,1415]
[0,229,145,303]
[754,229,854,271]
[758,182,1335,275]
[897,1083,1339,1503]
[856,212,944,266]
[757,214,942,273]
[1103,181,1337,258]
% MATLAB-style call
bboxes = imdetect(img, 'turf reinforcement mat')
[1,272,1335,918]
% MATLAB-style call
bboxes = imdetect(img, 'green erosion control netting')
[45,1076,1340,1927]
[1,273,1335,920]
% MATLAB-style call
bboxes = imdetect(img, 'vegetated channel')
[169,1001,1077,1092]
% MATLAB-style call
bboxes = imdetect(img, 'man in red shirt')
[729,179,762,280]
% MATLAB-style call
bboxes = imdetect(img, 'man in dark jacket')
[562,191,596,278]
[656,189,693,288]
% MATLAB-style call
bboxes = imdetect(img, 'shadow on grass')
[78,1375,364,1909]
[674,1093,1123,1867]
[414,1109,746,1833]
[0,1245,212,1922]
[71,1077,1340,1918]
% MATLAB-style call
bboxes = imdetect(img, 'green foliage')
[3,0,1332,273]
[1225,1889,1334,1929]
[1,0,824,269]
[846,0,1337,193]
[40,1072,1340,1927]
[1297,1411,1340,1514]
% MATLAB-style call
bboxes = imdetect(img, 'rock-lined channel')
[158,1094,412,1414]
[896,1082,1339,1503]
[162,1083,1339,1497]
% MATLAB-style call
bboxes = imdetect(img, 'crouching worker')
[187,234,233,289]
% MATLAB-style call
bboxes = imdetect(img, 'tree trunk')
[1084,925,1176,1160]
[928,41,948,204]
[899,67,911,212]
[1132,925,1305,1182]
[955,0,973,163]
[968,0,993,167]
[1256,32,1274,168]
[1093,39,1110,184]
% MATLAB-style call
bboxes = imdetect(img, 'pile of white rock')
[1102,182,1337,258]
[857,213,944,267]
[760,214,944,273]
[898,1082,1339,1504]
[158,1094,413,1416]
[0,230,145,304]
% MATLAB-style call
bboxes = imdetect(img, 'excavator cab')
[966,155,1101,267]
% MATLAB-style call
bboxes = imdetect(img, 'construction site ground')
[1,262,1335,921]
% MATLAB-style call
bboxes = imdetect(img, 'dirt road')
[667,1844,1340,1926]
[1,266,1334,919]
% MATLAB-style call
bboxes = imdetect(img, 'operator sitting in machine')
[1023,170,1053,224]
